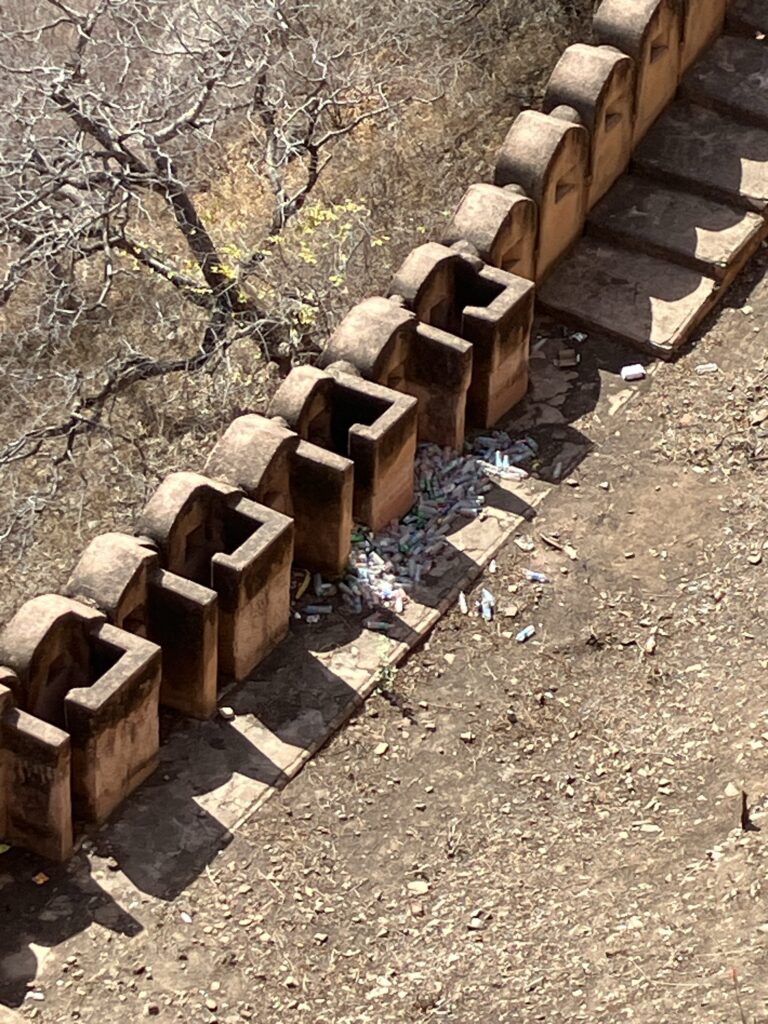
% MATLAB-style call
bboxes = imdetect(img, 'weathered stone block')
[269,367,418,532]
[67,533,218,719]
[588,174,768,285]
[389,243,534,428]
[633,101,768,213]
[594,0,682,145]
[321,296,473,449]
[495,110,589,280]
[544,43,635,207]
[538,236,718,359]
[441,183,537,279]
[138,473,293,680]
[0,678,73,862]
[205,414,354,576]
[0,596,161,826]
[681,35,768,130]
[681,0,727,72]
[65,623,161,822]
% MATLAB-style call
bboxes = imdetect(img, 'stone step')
[587,174,768,284]
[681,35,768,129]
[727,0,767,38]
[633,101,768,213]
[538,238,719,359]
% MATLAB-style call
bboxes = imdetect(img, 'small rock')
[407,880,430,896]
[314,933,329,945]
[459,732,475,744]
[374,742,389,757]
[599,481,610,491]
[219,706,236,721]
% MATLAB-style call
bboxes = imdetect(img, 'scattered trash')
[479,588,496,621]
[571,331,588,343]
[302,604,333,616]
[25,991,45,1002]
[306,614,320,625]
[515,625,536,643]
[620,363,646,382]
[0,843,10,855]
[555,346,580,369]
[32,872,49,886]
[219,706,235,721]
[294,570,311,600]
[514,536,535,553]
[180,911,193,924]
[489,558,497,574]
[540,533,578,561]
[523,570,549,584]
[364,618,394,633]
[459,731,475,743]
[695,362,719,375]
[458,591,469,615]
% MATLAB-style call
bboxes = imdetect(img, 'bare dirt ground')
[3,250,768,1023]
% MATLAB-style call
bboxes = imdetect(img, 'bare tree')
[0,0,593,590]
[0,0,409,463]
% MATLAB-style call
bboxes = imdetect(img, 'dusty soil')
[2,252,768,1023]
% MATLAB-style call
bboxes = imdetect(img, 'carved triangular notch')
[604,111,622,132]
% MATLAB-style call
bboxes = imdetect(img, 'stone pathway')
[540,26,768,357]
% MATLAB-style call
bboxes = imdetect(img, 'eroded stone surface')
[594,0,681,145]
[633,101,768,212]
[538,237,718,358]
[727,0,768,38]
[682,35,768,129]
[588,174,768,282]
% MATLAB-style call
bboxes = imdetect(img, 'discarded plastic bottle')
[480,588,495,622]
[516,625,536,643]
[458,591,469,614]
[523,570,550,584]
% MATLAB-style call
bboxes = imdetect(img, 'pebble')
[374,742,389,757]
[407,880,430,895]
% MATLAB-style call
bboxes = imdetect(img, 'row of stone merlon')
[0,0,743,864]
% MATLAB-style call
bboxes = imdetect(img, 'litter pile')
[329,436,538,624]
